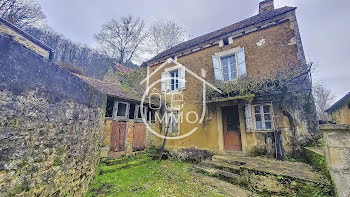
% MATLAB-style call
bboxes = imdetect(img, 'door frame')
[216,103,248,153]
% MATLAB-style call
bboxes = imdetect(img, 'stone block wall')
[0,36,106,196]
[320,124,350,197]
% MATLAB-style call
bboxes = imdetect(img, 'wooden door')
[110,121,127,152]
[133,123,146,151]
[222,106,242,151]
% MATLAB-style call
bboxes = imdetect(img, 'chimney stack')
[259,0,274,14]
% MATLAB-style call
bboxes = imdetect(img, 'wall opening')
[117,102,127,117]
[129,103,135,119]
[105,98,114,117]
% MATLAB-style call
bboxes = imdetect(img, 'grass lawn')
[87,153,231,197]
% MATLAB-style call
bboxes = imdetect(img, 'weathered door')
[222,106,242,151]
[110,121,127,152]
[133,123,146,151]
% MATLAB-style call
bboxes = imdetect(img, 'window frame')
[252,104,274,131]
[113,101,130,120]
[169,69,179,91]
[215,47,246,82]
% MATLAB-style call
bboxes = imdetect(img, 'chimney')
[259,0,274,14]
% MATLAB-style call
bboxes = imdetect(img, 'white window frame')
[252,104,274,131]
[113,101,130,119]
[162,65,185,92]
[215,47,246,82]
[169,69,179,91]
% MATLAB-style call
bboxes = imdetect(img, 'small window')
[105,98,114,117]
[254,105,273,130]
[223,37,229,46]
[348,103,350,109]
[117,102,128,117]
[170,70,179,91]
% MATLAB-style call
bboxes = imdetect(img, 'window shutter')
[161,72,167,92]
[245,104,253,132]
[237,48,247,77]
[212,55,222,81]
[179,67,186,89]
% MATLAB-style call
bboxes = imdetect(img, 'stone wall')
[320,124,350,197]
[0,36,106,196]
[0,20,50,59]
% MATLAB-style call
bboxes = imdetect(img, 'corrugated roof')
[326,92,350,113]
[145,6,296,66]
[75,74,140,102]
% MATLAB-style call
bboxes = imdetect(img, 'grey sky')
[38,0,350,100]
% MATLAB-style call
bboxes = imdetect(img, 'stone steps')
[193,154,332,196]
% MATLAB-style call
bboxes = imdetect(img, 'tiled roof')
[115,63,135,74]
[326,92,350,113]
[145,6,296,66]
[76,74,140,101]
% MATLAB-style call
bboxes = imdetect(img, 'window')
[166,111,179,134]
[221,55,237,81]
[212,48,247,82]
[170,70,179,91]
[161,67,185,92]
[117,102,128,117]
[348,103,350,109]
[113,101,129,119]
[254,105,272,130]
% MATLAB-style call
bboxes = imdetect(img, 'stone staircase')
[193,155,333,196]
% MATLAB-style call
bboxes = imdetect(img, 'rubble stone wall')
[0,36,106,196]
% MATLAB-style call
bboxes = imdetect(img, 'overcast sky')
[38,0,350,100]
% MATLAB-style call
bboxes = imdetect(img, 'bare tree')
[0,0,46,28]
[313,83,335,120]
[145,19,187,56]
[94,15,147,65]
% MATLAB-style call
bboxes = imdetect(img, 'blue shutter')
[237,48,247,77]
[179,67,186,89]
[161,72,167,92]
[212,55,222,81]
[245,104,253,132]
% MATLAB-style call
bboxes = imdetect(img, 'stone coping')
[319,124,350,131]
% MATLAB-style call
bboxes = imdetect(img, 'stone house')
[143,0,317,158]
[76,74,153,155]
[326,92,350,124]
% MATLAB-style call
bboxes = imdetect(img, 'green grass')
[87,154,226,197]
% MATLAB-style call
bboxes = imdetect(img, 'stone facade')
[146,8,316,157]
[320,124,350,197]
[0,36,106,196]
